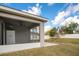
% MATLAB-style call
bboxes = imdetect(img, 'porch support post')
[0,21,2,45]
[2,22,6,45]
[40,22,44,47]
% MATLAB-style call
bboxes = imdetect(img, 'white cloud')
[51,3,79,27]
[61,16,79,26]
[22,3,41,15]
[61,17,72,26]
[65,3,79,15]
[53,11,65,23]
[48,3,55,6]
[51,11,67,26]
[73,4,79,13]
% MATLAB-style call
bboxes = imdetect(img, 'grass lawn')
[46,38,79,44]
[0,38,79,56]
[0,44,79,56]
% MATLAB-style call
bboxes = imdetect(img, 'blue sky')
[0,3,79,32]
[0,3,68,19]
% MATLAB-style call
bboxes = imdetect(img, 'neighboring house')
[0,5,47,47]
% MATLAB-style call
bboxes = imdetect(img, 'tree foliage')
[46,28,57,37]
[61,22,78,34]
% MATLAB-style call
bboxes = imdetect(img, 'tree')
[46,28,57,37]
[61,22,78,34]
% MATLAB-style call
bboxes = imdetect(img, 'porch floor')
[0,42,58,54]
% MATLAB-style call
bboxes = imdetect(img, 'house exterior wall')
[15,26,31,44]
[0,18,38,45]
[0,21,32,45]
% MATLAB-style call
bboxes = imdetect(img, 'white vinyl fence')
[60,34,79,38]
[45,34,79,39]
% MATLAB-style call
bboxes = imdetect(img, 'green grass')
[46,38,79,44]
[0,38,79,56]
[0,44,79,56]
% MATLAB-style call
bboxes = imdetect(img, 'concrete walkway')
[0,42,58,54]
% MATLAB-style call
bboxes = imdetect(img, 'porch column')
[40,22,44,47]
[2,22,6,45]
[0,21,2,45]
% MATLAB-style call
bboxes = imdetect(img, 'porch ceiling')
[0,17,39,29]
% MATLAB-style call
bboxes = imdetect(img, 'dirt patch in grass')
[0,44,79,56]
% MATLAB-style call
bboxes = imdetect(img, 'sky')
[0,3,79,32]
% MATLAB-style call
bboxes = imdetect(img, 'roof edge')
[0,5,48,22]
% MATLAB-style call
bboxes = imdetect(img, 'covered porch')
[0,5,47,47]
[0,17,40,44]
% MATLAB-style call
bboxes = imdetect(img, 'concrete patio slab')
[0,42,58,54]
